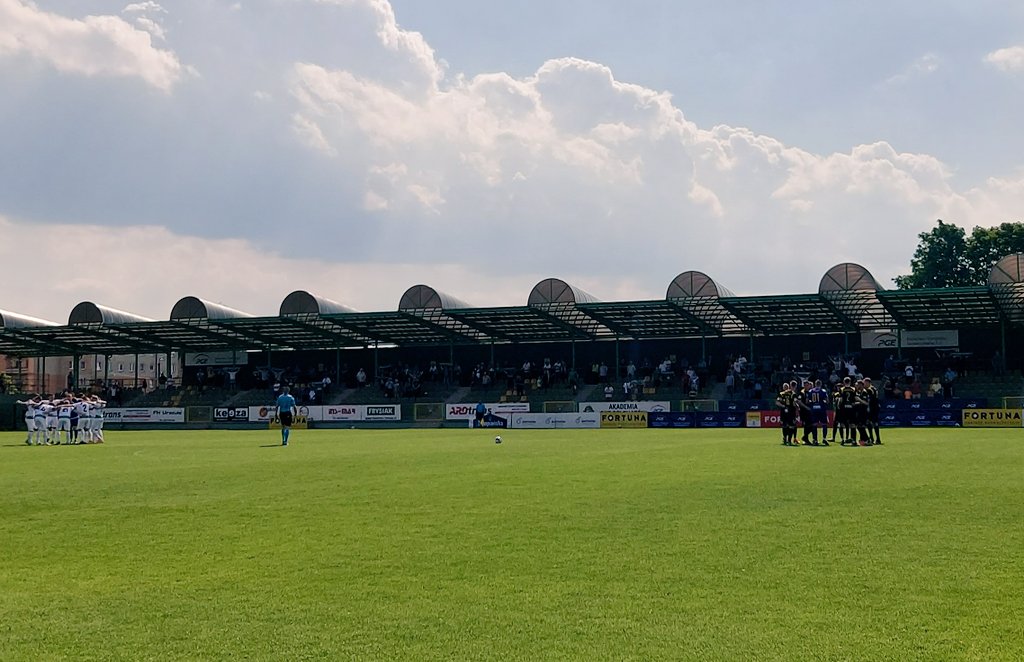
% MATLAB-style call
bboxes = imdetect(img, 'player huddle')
[775,376,881,447]
[16,394,107,446]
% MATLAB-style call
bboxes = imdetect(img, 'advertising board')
[508,413,600,429]
[962,409,1024,428]
[599,411,649,428]
[104,408,186,423]
[445,402,530,420]
[578,401,670,414]
[647,412,696,428]
[184,351,249,367]
[213,407,250,422]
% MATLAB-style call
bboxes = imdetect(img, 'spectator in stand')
[356,368,367,388]
[942,367,957,398]
[910,378,922,399]
[604,384,614,400]
[725,372,735,397]
[599,362,609,382]
[904,363,915,381]
[626,361,636,380]
[568,368,579,395]
[928,377,942,397]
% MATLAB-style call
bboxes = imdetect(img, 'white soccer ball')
[494,435,502,444]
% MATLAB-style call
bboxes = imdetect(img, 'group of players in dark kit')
[775,376,882,447]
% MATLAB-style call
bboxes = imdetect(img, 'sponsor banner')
[962,409,1024,428]
[445,402,531,420]
[696,412,746,428]
[213,407,250,422]
[578,401,670,414]
[249,405,278,423]
[472,413,508,429]
[509,413,600,429]
[363,405,401,421]
[935,412,959,427]
[248,404,400,422]
[861,329,959,349]
[104,408,185,423]
[184,351,249,367]
[882,398,982,412]
[720,400,771,412]
[600,411,648,428]
[879,413,902,427]
[321,405,361,422]
[907,412,935,427]
[758,411,782,428]
[648,412,696,428]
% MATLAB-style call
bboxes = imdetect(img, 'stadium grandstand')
[2,256,1024,430]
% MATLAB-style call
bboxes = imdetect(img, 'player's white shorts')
[58,418,71,431]
[46,416,57,430]
[77,417,89,431]
[34,415,45,430]
[94,415,104,430]
[25,417,36,433]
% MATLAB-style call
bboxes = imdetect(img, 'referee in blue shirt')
[276,386,297,446]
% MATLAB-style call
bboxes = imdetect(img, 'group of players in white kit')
[16,394,107,445]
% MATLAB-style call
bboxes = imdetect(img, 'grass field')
[1,428,1022,661]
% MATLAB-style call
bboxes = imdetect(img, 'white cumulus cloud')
[0,0,184,91]
[985,45,1024,72]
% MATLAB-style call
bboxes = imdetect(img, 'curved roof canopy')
[987,254,1024,324]
[0,309,58,329]
[528,278,599,306]
[170,296,253,321]
[69,302,153,325]
[666,270,735,299]
[280,291,357,316]
[818,263,892,329]
[818,263,880,293]
[399,285,472,311]
[5,257,1024,356]
[988,254,1024,285]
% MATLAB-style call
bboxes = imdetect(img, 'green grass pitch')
[1,428,1022,661]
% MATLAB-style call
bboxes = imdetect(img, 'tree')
[895,220,1024,289]
[894,220,971,289]
[964,222,1024,282]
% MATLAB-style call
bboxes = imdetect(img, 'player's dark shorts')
[838,407,852,424]
[279,411,294,427]
[475,412,485,422]
[853,407,867,426]
[810,406,827,425]
[868,408,880,423]
[780,408,796,427]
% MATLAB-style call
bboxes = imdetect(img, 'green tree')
[894,220,971,289]
[895,220,1024,289]
[965,222,1024,282]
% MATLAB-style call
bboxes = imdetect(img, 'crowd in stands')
[721,351,984,402]
[164,348,1010,405]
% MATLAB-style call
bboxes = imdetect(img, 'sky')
[1,0,1023,323]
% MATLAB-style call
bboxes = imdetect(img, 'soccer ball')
[494,435,502,444]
